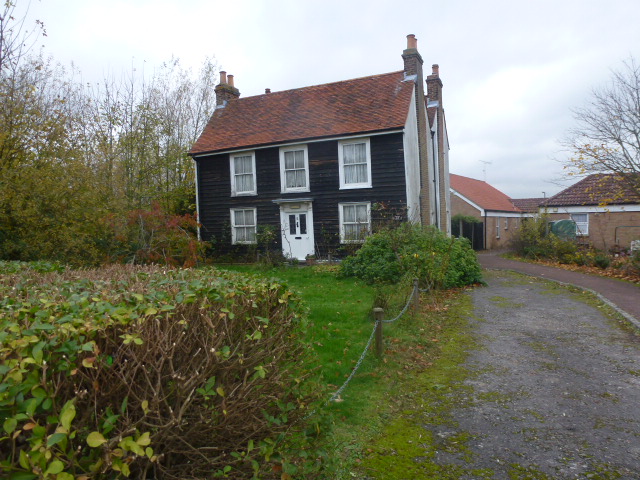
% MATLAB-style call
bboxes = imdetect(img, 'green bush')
[593,253,612,269]
[339,224,482,289]
[511,215,578,261]
[0,264,315,479]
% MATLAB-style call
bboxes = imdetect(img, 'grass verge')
[219,264,479,478]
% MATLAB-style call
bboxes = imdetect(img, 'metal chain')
[382,284,417,323]
[328,319,379,402]
[304,281,427,418]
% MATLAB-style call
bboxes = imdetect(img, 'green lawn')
[217,264,462,477]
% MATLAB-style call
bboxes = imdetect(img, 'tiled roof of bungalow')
[544,174,640,207]
[512,197,545,213]
[450,173,521,212]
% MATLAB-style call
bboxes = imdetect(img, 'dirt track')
[431,270,640,478]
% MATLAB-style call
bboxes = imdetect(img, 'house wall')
[484,214,522,251]
[451,194,481,218]
[403,88,422,223]
[196,133,408,257]
[546,210,640,251]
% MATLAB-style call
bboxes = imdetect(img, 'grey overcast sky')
[15,0,640,198]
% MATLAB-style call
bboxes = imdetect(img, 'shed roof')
[190,71,415,155]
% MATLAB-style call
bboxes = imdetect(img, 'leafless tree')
[564,57,640,194]
[0,1,45,75]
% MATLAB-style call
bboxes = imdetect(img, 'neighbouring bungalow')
[450,173,528,250]
[541,174,640,251]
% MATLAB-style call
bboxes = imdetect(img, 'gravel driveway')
[432,270,640,478]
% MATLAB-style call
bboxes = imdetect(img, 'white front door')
[280,203,314,260]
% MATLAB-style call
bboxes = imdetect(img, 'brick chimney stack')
[215,70,240,107]
[426,64,443,103]
[402,34,423,78]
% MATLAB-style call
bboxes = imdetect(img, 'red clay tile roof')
[511,197,544,213]
[544,174,640,206]
[190,71,415,155]
[450,173,521,212]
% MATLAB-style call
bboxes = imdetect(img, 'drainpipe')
[483,210,487,250]
[430,129,439,228]
[614,225,640,245]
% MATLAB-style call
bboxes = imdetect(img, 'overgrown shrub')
[339,224,482,289]
[0,264,316,479]
[101,202,208,267]
[511,215,578,261]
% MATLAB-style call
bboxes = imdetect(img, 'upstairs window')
[231,208,257,244]
[280,145,310,193]
[339,138,372,189]
[571,213,589,236]
[339,202,371,243]
[230,151,256,196]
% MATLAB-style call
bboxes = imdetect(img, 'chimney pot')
[219,71,227,84]
[265,88,271,94]
[227,74,234,87]
[407,34,417,50]
[432,64,439,75]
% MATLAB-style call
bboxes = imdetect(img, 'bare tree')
[0,1,45,75]
[565,57,640,194]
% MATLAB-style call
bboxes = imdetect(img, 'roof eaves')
[189,126,405,158]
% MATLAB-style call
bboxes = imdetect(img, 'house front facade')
[189,35,450,260]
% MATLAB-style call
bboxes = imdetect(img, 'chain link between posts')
[327,281,421,400]
[301,281,427,422]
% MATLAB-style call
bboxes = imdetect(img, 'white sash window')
[230,151,256,196]
[339,138,372,189]
[339,202,371,243]
[231,208,257,244]
[279,145,310,193]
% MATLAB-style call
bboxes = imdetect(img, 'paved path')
[478,252,640,327]
[431,270,640,478]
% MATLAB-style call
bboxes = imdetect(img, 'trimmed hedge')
[0,263,315,479]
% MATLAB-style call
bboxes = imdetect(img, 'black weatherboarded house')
[189,35,450,260]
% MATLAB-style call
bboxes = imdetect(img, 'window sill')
[231,192,257,197]
[339,184,372,190]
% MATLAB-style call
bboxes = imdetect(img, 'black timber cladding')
[196,133,408,255]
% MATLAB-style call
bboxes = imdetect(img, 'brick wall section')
[452,194,481,217]
[484,215,522,250]
[547,211,640,250]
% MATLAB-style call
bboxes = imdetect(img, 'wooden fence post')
[413,278,420,317]
[373,308,384,358]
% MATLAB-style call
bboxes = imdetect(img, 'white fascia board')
[543,204,640,214]
[191,130,404,158]
[485,211,526,218]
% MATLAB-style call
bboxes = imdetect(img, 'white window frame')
[496,217,501,239]
[230,208,257,245]
[279,145,310,193]
[504,218,509,230]
[571,213,589,236]
[230,151,257,196]
[338,137,372,190]
[339,202,371,243]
